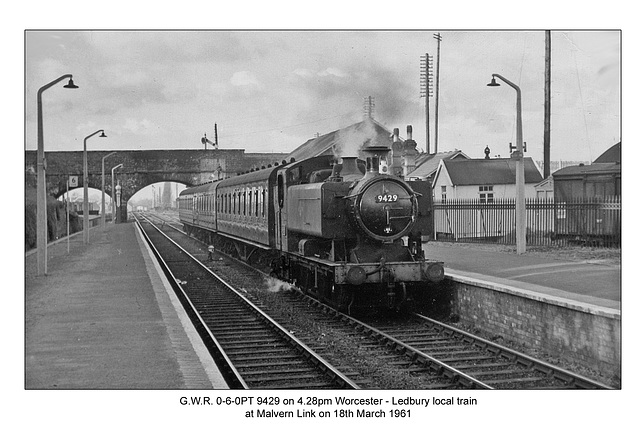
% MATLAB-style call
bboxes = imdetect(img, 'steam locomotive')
[178,128,444,311]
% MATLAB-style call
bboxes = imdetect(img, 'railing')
[433,196,620,248]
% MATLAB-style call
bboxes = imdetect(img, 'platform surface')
[423,242,621,311]
[25,222,227,389]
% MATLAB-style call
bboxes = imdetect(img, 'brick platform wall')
[448,275,621,379]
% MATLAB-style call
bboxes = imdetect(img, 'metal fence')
[433,196,621,248]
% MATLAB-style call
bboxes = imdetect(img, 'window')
[441,185,447,202]
[254,188,259,216]
[479,185,494,203]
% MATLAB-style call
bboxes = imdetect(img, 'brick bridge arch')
[25,149,287,222]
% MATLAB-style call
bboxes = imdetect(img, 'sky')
[24,30,620,166]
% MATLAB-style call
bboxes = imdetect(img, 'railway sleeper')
[467,369,542,378]
[425,350,485,358]
[242,368,320,379]
[217,338,281,348]
[407,341,468,349]
[230,353,303,363]
[212,329,273,338]
[439,355,496,363]
[482,377,550,387]
[452,362,515,370]
[248,373,334,383]
[224,345,291,354]
[239,360,308,369]
[268,382,336,390]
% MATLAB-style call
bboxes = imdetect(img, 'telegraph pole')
[433,33,442,154]
[363,96,375,120]
[420,53,433,154]
[544,30,551,178]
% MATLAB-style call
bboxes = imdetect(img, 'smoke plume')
[333,118,377,160]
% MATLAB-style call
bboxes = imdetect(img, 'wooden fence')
[433,196,621,248]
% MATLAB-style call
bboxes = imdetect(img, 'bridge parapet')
[25,148,288,221]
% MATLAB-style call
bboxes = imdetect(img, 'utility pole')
[363,96,375,120]
[544,30,551,179]
[420,53,433,155]
[433,33,442,154]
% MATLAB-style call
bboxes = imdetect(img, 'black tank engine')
[179,126,444,312]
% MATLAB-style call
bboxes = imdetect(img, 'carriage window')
[254,189,259,216]
[262,188,267,216]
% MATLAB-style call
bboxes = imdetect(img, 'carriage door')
[276,172,287,252]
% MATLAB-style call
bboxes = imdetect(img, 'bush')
[25,186,81,250]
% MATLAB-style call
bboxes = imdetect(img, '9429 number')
[375,194,398,203]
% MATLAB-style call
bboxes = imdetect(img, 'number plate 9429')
[375,194,398,203]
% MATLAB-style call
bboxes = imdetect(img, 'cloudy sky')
[25,30,620,164]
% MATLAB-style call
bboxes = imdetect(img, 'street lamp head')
[63,78,79,89]
[99,130,107,138]
[487,76,500,87]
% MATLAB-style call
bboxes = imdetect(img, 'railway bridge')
[25,149,287,222]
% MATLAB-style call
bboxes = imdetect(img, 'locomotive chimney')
[391,128,404,178]
[330,156,362,182]
[403,125,418,177]
[340,157,362,179]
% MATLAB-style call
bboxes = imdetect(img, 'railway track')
[363,314,613,389]
[134,213,358,390]
[137,211,612,390]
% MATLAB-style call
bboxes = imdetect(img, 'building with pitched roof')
[282,118,394,163]
[406,150,469,182]
[432,157,543,202]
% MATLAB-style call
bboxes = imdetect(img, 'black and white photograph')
[13,5,633,440]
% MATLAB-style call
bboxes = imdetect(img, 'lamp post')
[36,74,78,276]
[115,182,122,221]
[83,130,107,244]
[487,73,526,254]
[111,164,123,222]
[101,152,117,229]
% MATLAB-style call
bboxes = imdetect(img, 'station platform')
[25,222,228,389]
[423,242,621,312]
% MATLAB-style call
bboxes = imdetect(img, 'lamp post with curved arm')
[111,164,123,222]
[83,130,107,244]
[101,152,117,229]
[36,74,78,275]
[487,73,526,254]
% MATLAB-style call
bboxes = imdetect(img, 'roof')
[180,180,220,196]
[439,157,543,186]
[406,150,468,180]
[552,162,621,178]
[284,118,394,162]
[593,142,621,163]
